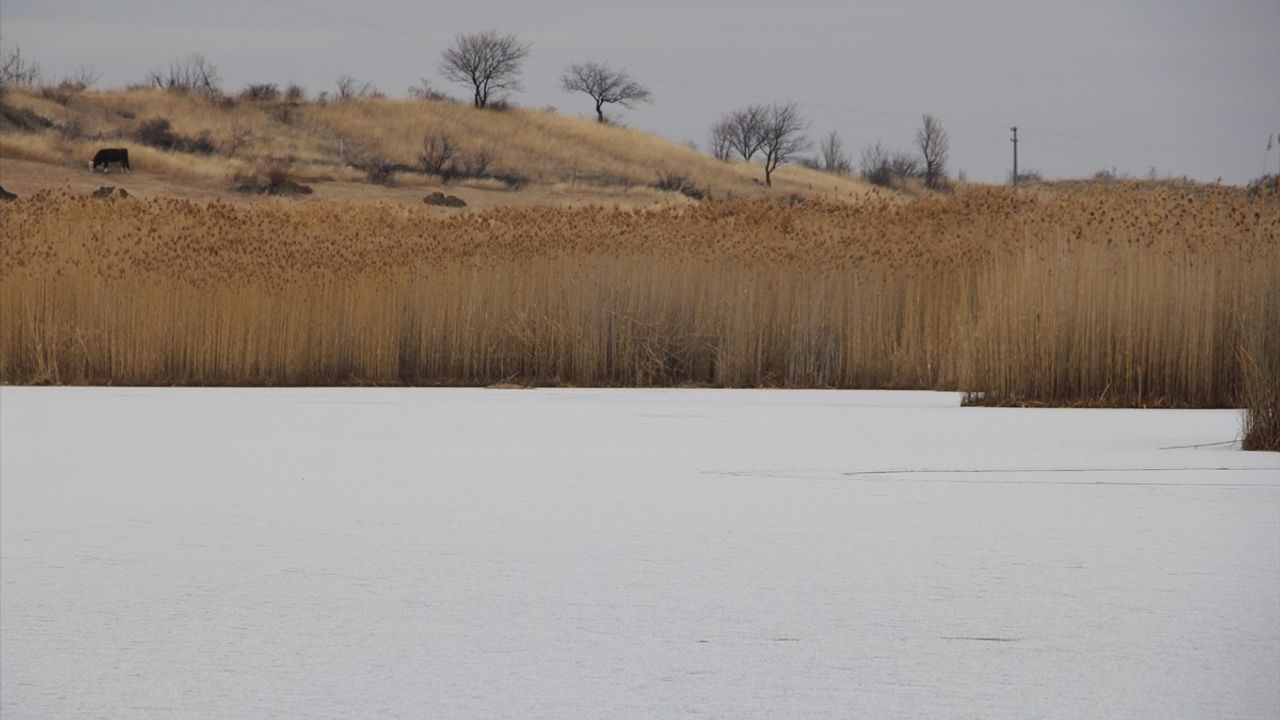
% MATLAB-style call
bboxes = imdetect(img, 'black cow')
[89,148,131,173]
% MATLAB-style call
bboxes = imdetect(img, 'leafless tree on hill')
[439,30,530,109]
[147,54,221,97]
[819,129,851,174]
[707,118,735,162]
[916,114,950,189]
[712,104,769,162]
[758,103,810,187]
[560,61,653,123]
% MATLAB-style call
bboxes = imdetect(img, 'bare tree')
[708,118,735,162]
[916,114,950,189]
[818,129,851,174]
[439,30,530,108]
[714,104,769,162]
[0,43,42,90]
[560,61,652,123]
[335,75,378,101]
[758,103,809,187]
[147,54,221,97]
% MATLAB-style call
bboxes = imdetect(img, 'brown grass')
[2,185,1275,422]
[0,86,873,200]
[1239,280,1280,450]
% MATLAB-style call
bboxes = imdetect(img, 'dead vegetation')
[1,186,1274,436]
[0,85,873,200]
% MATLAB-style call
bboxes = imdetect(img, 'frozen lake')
[2,387,1277,719]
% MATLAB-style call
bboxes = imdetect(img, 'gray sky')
[4,0,1278,183]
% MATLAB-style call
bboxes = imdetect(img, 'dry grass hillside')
[0,86,874,206]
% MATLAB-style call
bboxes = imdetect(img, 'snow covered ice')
[2,387,1277,719]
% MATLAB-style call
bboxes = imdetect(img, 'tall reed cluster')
[1,187,1276,423]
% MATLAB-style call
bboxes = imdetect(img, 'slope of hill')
[0,86,875,206]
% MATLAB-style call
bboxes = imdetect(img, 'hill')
[0,86,875,207]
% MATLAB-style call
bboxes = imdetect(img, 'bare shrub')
[135,118,179,149]
[57,118,87,140]
[147,54,222,97]
[64,64,100,90]
[418,132,457,176]
[0,104,53,132]
[408,78,451,102]
[652,172,705,200]
[363,157,398,185]
[240,83,280,102]
[186,130,216,155]
[284,84,306,103]
[38,64,100,105]
[489,170,529,189]
[458,145,496,178]
[859,142,892,187]
[889,151,921,180]
[0,43,41,91]
[224,124,253,158]
[134,117,215,154]
[38,84,75,105]
[860,142,923,189]
[335,75,379,101]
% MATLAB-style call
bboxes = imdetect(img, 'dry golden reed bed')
[1,186,1277,427]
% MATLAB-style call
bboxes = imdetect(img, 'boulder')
[424,191,467,208]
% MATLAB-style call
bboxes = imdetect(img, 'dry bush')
[652,172,705,199]
[134,117,215,154]
[240,83,280,102]
[335,75,378,101]
[418,132,457,176]
[146,54,221,97]
[457,144,496,178]
[1,187,1274,411]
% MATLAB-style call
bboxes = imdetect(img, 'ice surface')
[2,387,1277,719]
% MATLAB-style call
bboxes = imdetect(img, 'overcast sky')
[4,0,1277,183]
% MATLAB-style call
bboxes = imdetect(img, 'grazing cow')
[89,148,131,173]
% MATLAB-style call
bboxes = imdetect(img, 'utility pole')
[1010,126,1018,186]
